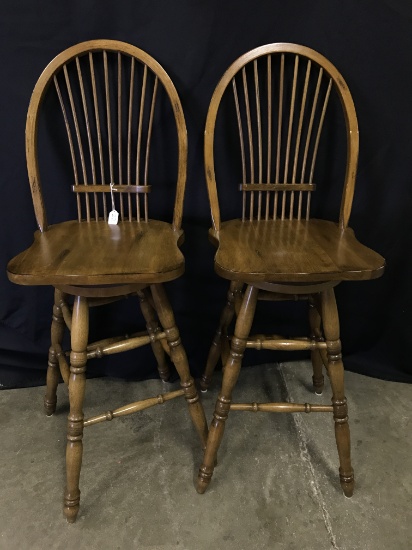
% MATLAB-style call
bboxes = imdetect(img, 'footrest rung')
[245,335,327,351]
[230,402,333,413]
[84,388,185,427]
[87,331,166,359]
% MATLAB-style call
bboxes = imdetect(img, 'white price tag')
[108,182,119,225]
[108,210,119,225]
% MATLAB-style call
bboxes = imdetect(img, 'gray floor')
[1,361,411,550]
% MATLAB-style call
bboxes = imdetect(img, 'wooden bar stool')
[197,44,385,497]
[7,40,208,522]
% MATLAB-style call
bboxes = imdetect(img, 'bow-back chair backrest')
[26,40,187,233]
[204,43,359,232]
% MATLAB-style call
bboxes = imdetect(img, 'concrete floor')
[0,361,411,550]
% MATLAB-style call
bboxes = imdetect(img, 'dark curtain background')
[1,0,411,389]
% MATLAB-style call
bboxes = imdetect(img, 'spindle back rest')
[26,40,187,232]
[204,43,359,232]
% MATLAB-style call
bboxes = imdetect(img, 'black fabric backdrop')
[1,0,411,389]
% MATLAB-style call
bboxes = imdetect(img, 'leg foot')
[340,469,355,497]
[197,466,213,494]
[64,492,80,523]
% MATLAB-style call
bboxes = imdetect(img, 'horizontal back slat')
[72,184,151,193]
[240,183,316,192]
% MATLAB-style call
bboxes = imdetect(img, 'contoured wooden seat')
[7,40,208,522]
[197,44,385,497]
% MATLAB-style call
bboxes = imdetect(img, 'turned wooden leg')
[200,281,243,391]
[138,288,170,381]
[197,284,258,494]
[150,284,208,449]
[44,289,66,415]
[309,295,324,395]
[64,296,88,523]
[321,287,354,497]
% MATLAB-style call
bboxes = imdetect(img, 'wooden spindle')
[103,51,115,221]
[54,75,81,221]
[126,57,135,221]
[136,65,148,222]
[307,77,332,219]
[305,190,312,221]
[86,54,98,219]
[89,52,107,220]
[76,57,94,222]
[232,78,246,221]
[242,67,255,220]
[63,64,89,223]
[83,389,185,427]
[282,55,299,220]
[266,55,272,220]
[63,64,88,187]
[230,402,333,413]
[144,76,158,222]
[300,67,323,221]
[292,60,311,220]
[301,68,323,183]
[274,54,284,219]
[273,184,279,221]
[309,77,332,185]
[254,60,262,220]
[117,53,124,220]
